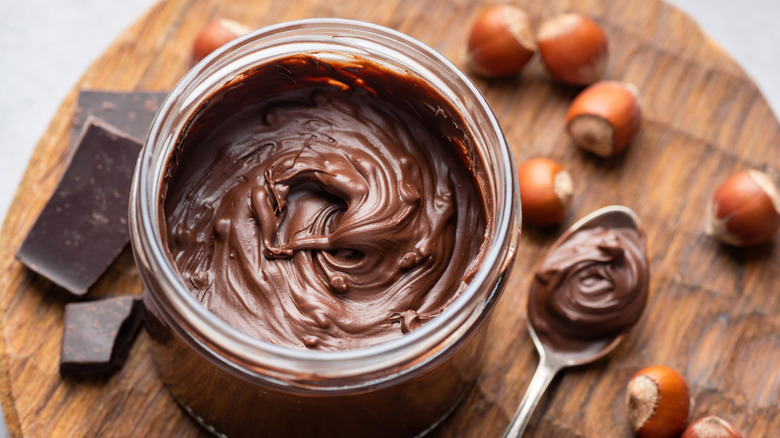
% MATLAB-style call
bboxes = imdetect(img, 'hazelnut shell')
[681,416,743,438]
[626,365,691,438]
[538,13,608,85]
[566,81,642,157]
[466,5,537,77]
[517,158,573,226]
[705,169,780,246]
[192,19,252,63]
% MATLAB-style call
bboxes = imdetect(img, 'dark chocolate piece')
[60,295,145,376]
[16,117,142,295]
[71,90,168,147]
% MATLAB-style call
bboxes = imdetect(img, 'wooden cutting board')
[1,0,778,436]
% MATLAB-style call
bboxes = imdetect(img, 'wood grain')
[1,0,778,436]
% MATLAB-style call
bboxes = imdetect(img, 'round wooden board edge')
[0,3,171,436]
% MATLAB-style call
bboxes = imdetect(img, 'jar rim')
[131,18,519,381]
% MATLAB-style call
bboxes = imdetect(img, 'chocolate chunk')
[71,90,168,147]
[16,117,142,295]
[60,295,145,376]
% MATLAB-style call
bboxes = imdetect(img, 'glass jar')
[129,18,519,437]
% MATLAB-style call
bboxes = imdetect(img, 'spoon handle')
[502,357,561,438]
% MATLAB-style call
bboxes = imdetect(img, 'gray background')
[0,0,778,435]
[1,0,779,222]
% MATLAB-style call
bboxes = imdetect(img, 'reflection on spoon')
[503,205,649,438]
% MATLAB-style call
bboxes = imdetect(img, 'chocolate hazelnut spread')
[527,225,648,352]
[160,55,489,350]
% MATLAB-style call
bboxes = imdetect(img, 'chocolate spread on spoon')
[160,55,490,350]
[527,225,649,352]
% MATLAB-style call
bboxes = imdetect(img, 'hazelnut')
[517,158,573,226]
[682,416,743,438]
[465,5,537,77]
[626,365,691,438]
[192,19,252,63]
[566,81,642,157]
[538,12,608,85]
[704,169,780,246]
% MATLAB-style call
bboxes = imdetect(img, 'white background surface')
[0,0,778,434]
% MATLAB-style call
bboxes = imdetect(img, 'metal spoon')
[503,205,644,438]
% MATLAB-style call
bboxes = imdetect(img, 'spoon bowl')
[503,205,646,438]
[547,204,642,250]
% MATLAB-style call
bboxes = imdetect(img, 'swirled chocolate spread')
[527,225,648,352]
[161,55,489,350]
